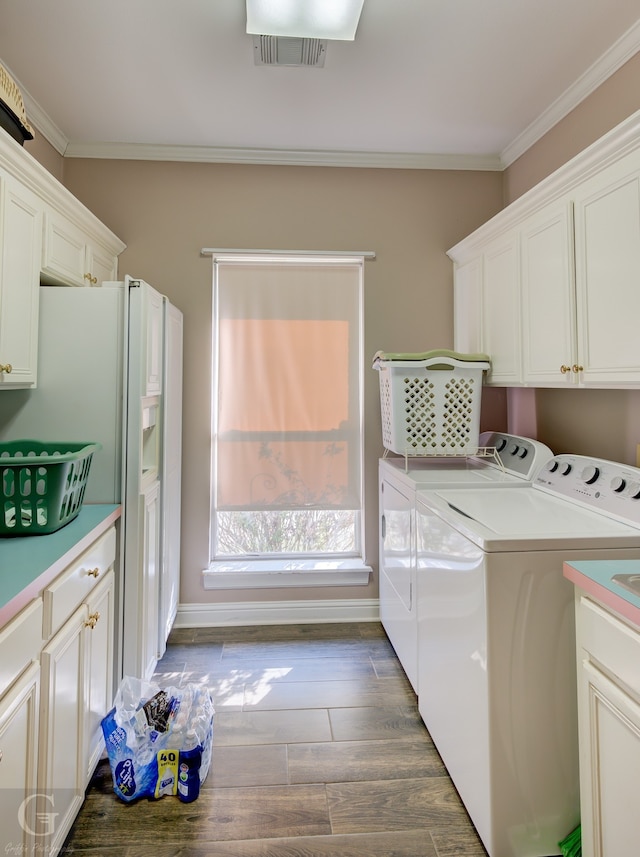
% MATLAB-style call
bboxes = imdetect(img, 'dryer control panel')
[480,432,553,479]
[534,454,640,526]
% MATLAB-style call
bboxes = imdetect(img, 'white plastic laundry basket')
[373,352,490,456]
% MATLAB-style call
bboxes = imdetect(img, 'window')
[210,254,366,577]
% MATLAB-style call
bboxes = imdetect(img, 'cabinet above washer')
[450,109,640,389]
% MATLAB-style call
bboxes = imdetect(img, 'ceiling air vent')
[253,35,327,67]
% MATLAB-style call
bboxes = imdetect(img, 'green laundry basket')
[559,823,581,857]
[0,440,101,536]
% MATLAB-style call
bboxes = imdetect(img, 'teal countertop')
[564,558,640,628]
[0,504,121,627]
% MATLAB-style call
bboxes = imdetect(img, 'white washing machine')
[416,453,640,857]
[378,432,553,691]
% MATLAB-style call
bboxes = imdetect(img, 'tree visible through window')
[212,255,364,560]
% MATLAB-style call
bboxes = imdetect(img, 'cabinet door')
[39,605,86,856]
[0,662,39,855]
[0,175,41,387]
[453,257,483,355]
[521,201,577,385]
[482,231,522,384]
[86,243,117,286]
[574,152,640,386]
[42,210,118,287]
[41,210,87,286]
[578,658,640,857]
[83,569,115,785]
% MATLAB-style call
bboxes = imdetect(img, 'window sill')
[202,558,372,590]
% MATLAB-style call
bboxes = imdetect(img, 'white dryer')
[415,454,640,857]
[378,432,553,691]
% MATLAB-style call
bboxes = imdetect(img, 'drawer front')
[43,526,116,639]
[0,598,43,697]
[578,594,640,697]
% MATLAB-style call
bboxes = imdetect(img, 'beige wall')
[505,52,640,203]
[23,132,64,183]
[504,53,640,468]
[59,159,504,605]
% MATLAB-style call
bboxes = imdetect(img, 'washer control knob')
[559,462,573,476]
[629,482,640,499]
[611,476,627,493]
[517,446,528,459]
[581,465,600,485]
[547,460,559,473]
[509,444,520,456]
[495,437,507,452]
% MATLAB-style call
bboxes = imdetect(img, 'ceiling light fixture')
[246,0,365,41]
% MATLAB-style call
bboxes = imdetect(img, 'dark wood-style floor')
[63,622,488,856]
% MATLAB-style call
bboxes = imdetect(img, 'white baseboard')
[174,598,380,628]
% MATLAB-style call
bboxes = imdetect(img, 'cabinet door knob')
[0,364,13,374]
[84,611,100,629]
[83,273,98,285]
[572,364,584,373]
[86,567,100,578]
[560,364,571,374]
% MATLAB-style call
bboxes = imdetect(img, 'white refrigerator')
[0,276,183,682]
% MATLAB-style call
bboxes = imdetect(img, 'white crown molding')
[174,598,380,627]
[23,93,68,155]
[62,140,503,171]
[501,17,640,168]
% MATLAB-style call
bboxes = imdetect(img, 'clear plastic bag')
[101,676,214,803]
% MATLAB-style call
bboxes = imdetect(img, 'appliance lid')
[418,487,640,552]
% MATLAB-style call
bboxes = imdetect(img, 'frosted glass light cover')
[246,0,365,41]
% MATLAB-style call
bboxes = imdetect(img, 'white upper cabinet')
[573,151,640,386]
[41,207,118,287]
[482,230,522,385]
[0,130,125,389]
[0,173,42,387]
[453,257,483,355]
[521,200,576,385]
[450,110,640,389]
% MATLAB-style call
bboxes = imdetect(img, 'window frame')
[208,252,368,577]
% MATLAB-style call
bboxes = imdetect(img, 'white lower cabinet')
[575,594,640,856]
[39,567,115,857]
[84,571,115,783]
[0,661,40,856]
[35,524,117,857]
[39,604,86,856]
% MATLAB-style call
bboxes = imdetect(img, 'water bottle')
[177,729,202,803]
